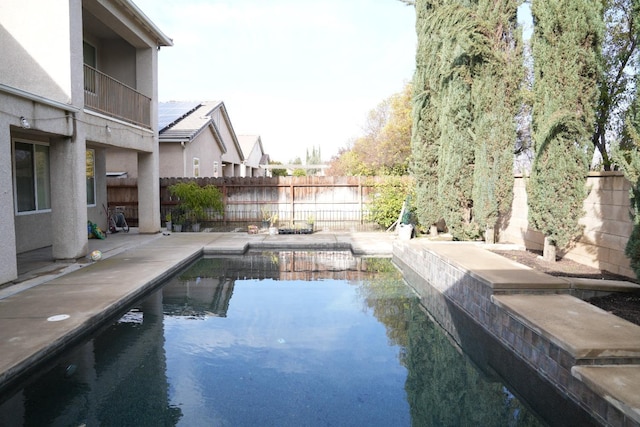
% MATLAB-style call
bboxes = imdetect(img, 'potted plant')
[169,181,224,232]
[173,213,185,232]
[261,206,272,230]
[306,214,315,233]
[165,212,172,232]
[398,206,415,240]
[268,213,279,235]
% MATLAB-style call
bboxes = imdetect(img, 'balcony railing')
[84,65,151,128]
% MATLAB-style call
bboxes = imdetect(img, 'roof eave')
[159,137,189,143]
[118,0,174,47]
[218,102,244,161]
[208,121,228,154]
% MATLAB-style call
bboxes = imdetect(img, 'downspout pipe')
[181,141,186,177]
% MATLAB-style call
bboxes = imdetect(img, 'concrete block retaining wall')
[393,242,639,426]
[500,172,635,278]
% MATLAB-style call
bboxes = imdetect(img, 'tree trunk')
[485,227,495,244]
[543,236,557,263]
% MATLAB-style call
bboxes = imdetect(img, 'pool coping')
[393,239,640,426]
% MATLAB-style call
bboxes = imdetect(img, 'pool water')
[0,251,543,426]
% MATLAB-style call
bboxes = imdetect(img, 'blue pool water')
[0,251,544,426]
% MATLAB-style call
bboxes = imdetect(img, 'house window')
[193,157,200,177]
[83,41,97,67]
[14,141,51,213]
[86,149,96,206]
[213,161,219,178]
[83,41,97,93]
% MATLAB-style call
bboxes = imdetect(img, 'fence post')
[222,180,228,226]
[290,179,295,227]
[359,176,363,225]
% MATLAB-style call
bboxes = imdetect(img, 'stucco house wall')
[211,106,244,175]
[185,131,225,177]
[157,130,225,178]
[0,0,74,103]
[106,148,139,177]
[158,143,185,178]
[0,0,171,285]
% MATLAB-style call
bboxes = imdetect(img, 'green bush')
[367,178,416,230]
[168,181,224,223]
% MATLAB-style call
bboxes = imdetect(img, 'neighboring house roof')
[159,100,245,161]
[158,101,201,131]
[159,101,227,153]
[237,135,265,159]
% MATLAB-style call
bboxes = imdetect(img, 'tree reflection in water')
[354,257,542,427]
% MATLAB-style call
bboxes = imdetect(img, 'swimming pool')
[0,251,543,426]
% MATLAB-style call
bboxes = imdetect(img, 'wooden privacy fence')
[106,176,407,231]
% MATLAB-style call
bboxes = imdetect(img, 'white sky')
[133,0,417,163]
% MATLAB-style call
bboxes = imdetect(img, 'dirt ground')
[491,249,640,327]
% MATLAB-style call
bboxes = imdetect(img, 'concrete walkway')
[2,231,640,425]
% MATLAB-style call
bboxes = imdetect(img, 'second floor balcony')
[84,65,151,129]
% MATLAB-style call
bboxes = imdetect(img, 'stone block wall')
[392,242,639,426]
[499,172,634,278]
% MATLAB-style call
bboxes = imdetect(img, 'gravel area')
[491,249,640,327]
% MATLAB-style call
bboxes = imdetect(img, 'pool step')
[572,365,640,425]
[492,294,640,362]
[493,290,640,426]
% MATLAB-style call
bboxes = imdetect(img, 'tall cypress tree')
[437,76,476,239]
[411,0,445,231]
[413,2,479,239]
[528,0,603,258]
[470,0,522,239]
[412,0,521,240]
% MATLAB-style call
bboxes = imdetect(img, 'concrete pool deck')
[1,230,640,425]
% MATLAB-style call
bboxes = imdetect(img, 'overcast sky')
[133,0,417,163]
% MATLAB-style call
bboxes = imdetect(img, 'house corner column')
[0,120,17,284]
[136,44,160,234]
[50,132,88,260]
[138,151,160,233]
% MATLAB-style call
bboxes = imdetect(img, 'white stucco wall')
[0,117,18,283]
[0,0,73,103]
[87,146,108,231]
[188,132,224,177]
[106,148,139,178]
[159,143,185,178]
